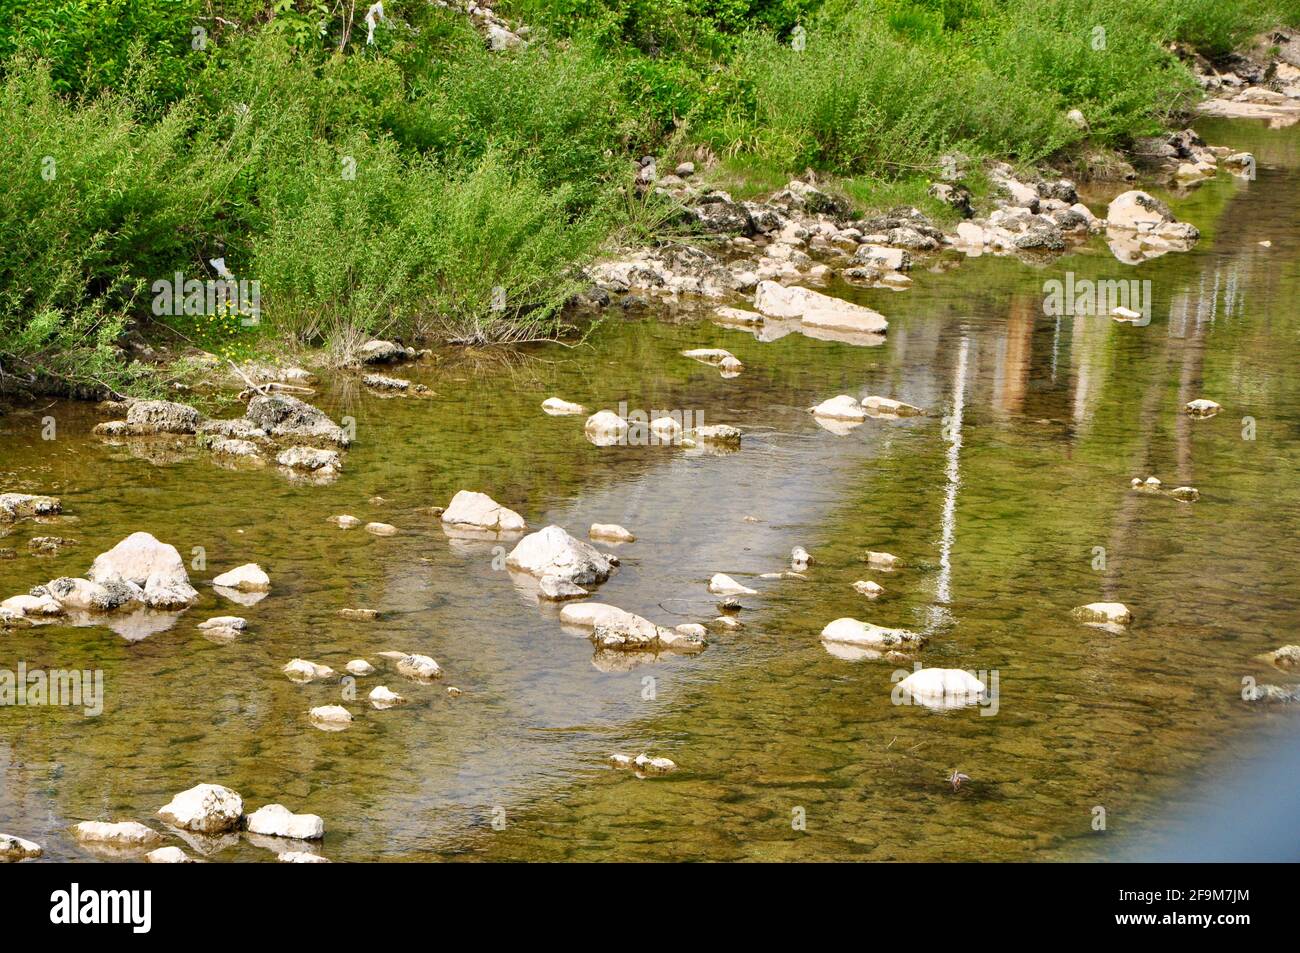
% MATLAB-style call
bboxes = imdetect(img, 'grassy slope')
[0,0,1298,396]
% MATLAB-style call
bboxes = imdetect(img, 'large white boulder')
[157,783,244,833]
[87,532,197,608]
[441,490,526,533]
[506,525,615,585]
[1106,190,1174,231]
[245,804,325,840]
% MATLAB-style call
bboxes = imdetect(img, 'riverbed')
[1,116,1297,862]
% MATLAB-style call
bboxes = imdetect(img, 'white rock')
[634,754,677,775]
[441,490,526,533]
[146,846,193,863]
[365,522,399,536]
[675,623,708,639]
[277,446,341,472]
[1066,108,1088,128]
[754,281,888,334]
[1112,306,1142,321]
[853,580,884,598]
[2,593,63,616]
[649,416,682,442]
[377,652,442,681]
[308,705,353,727]
[245,804,325,839]
[283,658,337,682]
[1185,398,1222,417]
[810,394,867,421]
[280,850,330,863]
[329,514,362,528]
[1072,602,1132,625]
[87,531,197,607]
[72,820,163,847]
[897,668,986,707]
[708,573,756,596]
[682,348,741,368]
[506,525,615,585]
[212,563,270,592]
[1106,190,1176,231]
[791,546,813,569]
[589,523,635,543]
[345,659,375,676]
[820,618,921,648]
[0,833,42,860]
[198,616,247,632]
[542,397,586,416]
[157,783,244,833]
[682,424,743,448]
[368,686,407,709]
[584,410,628,446]
[866,551,900,568]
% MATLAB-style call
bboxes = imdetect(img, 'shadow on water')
[1,116,1298,861]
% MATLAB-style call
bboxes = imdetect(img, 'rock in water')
[1185,398,1222,417]
[810,395,867,421]
[368,686,407,709]
[542,397,586,416]
[308,705,353,729]
[345,659,376,676]
[441,490,526,533]
[283,659,337,682]
[146,846,193,863]
[212,563,270,591]
[245,804,325,839]
[753,281,888,334]
[126,399,202,434]
[244,394,351,447]
[0,833,43,860]
[87,531,198,609]
[0,493,61,521]
[820,618,923,648]
[157,783,244,833]
[589,523,636,543]
[1072,602,1132,626]
[71,821,163,847]
[506,525,615,585]
[708,573,757,596]
[853,580,884,598]
[896,668,986,709]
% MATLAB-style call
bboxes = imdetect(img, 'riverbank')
[2,1,1300,401]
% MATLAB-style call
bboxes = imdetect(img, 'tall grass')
[3,0,1300,394]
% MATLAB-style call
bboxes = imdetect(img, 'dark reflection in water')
[1,118,1298,862]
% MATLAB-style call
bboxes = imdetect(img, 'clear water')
[1,117,1298,862]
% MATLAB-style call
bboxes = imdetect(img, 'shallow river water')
[1,117,1298,862]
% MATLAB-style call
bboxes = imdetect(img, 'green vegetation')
[1,0,1298,395]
